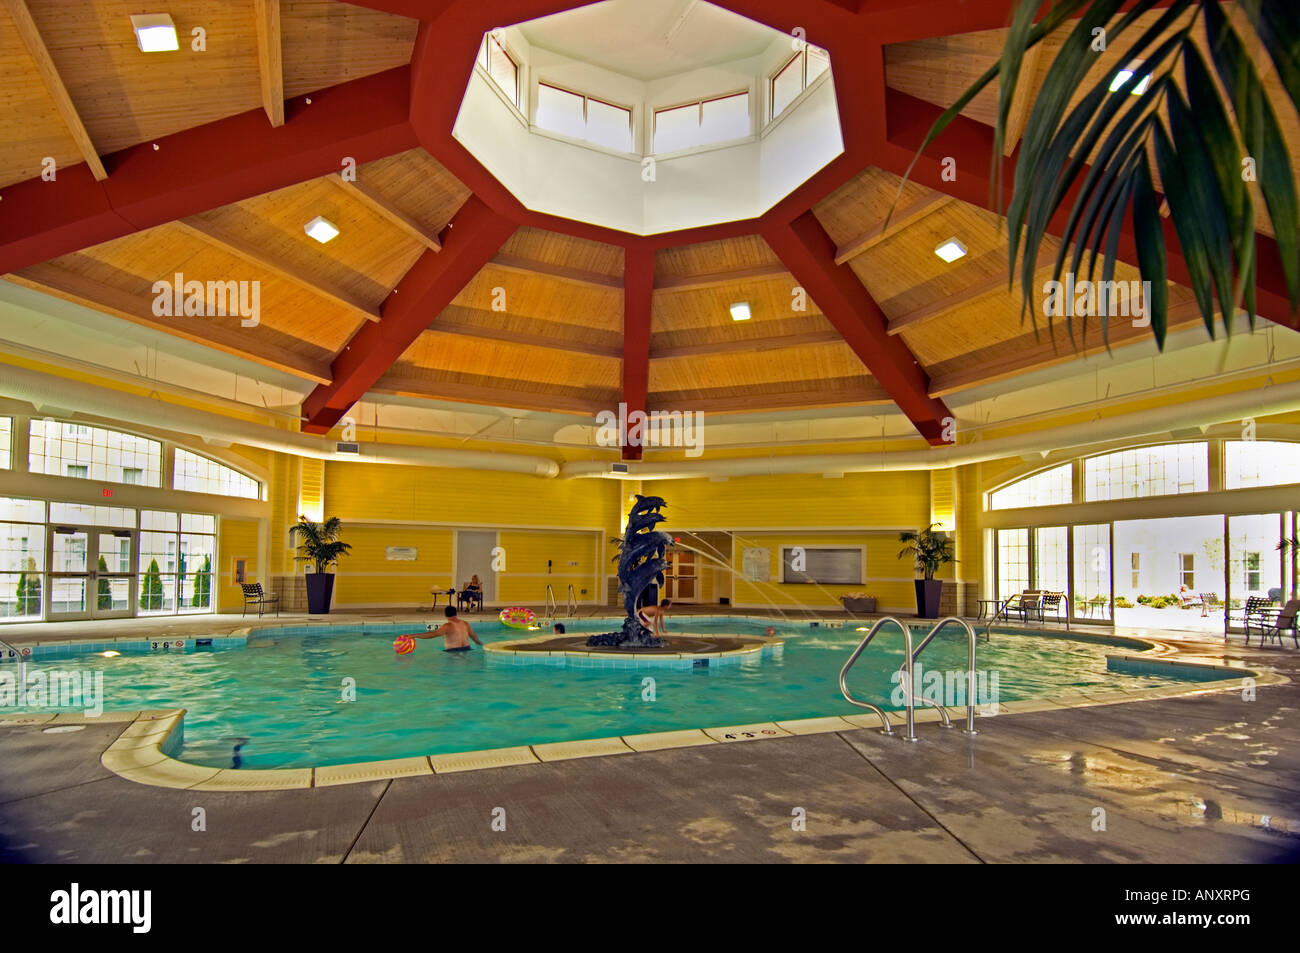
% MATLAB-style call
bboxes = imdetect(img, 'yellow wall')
[310,462,617,609]
[216,517,259,612]
[724,530,918,610]
[324,462,617,528]
[631,472,934,611]
[644,471,930,529]
[495,529,601,604]
[331,525,454,608]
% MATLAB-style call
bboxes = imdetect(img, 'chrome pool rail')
[838,616,907,739]
[901,616,979,735]
[543,584,557,625]
[840,615,980,741]
[566,584,578,618]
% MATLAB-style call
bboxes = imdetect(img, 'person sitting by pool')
[637,598,671,639]
[459,575,483,611]
[415,605,483,652]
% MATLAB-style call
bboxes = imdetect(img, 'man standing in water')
[416,605,484,652]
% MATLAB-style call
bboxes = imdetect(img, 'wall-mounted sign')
[742,547,770,582]
[386,546,418,561]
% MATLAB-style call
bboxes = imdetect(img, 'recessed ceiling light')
[730,301,751,321]
[130,14,179,53]
[304,216,340,243]
[1110,64,1152,96]
[934,238,967,263]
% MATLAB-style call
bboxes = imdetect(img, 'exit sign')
[101,488,114,498]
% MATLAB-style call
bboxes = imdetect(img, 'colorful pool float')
[499,607,537,629]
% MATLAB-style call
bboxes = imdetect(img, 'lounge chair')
[1177,589,1203,610]
[1199,592,1220,618]
[240,583,280,618]
[1248,599,1300,648]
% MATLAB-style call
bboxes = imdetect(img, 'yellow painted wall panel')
[643,471,930,530]
[725,531,917,610]
[324,462,617,528]
[216,518,259,612]
[332,525,454,607]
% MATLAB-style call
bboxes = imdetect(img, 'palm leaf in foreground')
[893,0,1300,350]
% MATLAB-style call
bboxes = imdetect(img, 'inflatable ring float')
[499,606,537,629]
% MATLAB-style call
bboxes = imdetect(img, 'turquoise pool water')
[3,617,1195,768]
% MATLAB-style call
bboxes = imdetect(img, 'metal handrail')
[839,616,909,739]
[566,584,577,617]
[543,584,557,625]
[902,616,979,735]
[982,596,1016,642]
[0,636,26,663]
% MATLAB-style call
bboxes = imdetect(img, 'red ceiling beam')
[621,245,654,461]
[878,88,1299,329]
[761,210,954,445]
[300,195,516,433]
[0,67,417,275]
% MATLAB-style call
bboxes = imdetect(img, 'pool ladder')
[839,616,979,743]
[541,584,579,626]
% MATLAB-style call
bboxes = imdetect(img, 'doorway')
[455,531,497,606]
[1112,515,1224,632]
[47,525,135,620]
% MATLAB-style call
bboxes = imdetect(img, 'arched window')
[28,419,162,486]
[989,463,1072,510]
[1224,440,1300,489]
[173,448,261,500]
[1083,443,1207,501]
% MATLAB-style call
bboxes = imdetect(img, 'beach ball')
[394,636,416,656]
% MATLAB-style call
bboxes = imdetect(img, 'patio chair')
[1233,595,1276,634]
[241,583,280,618]
[1038,591,1066,624]
[1007,590,1042,623]
[1248,599,1300,648]
[457,588,484,612]
[1199,593,1220,618]
[1177,589,1203,610]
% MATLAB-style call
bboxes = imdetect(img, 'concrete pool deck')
[1,613,1298,862]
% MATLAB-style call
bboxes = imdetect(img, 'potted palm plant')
[898,524,956,619]
[290,515,352,614]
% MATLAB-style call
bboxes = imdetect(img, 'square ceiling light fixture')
[934,238,967,263]
[729,301,751,321]
[130,14,179,52]
[304,216,340,243]
[1110,62,1153,95]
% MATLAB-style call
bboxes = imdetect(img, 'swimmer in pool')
[637,598,671,639]
[415,605,483,652]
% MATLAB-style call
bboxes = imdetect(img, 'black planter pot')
[305,573,335,614]
[914,579,942,619]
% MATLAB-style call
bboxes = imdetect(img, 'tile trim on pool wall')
[60,652,1287,792]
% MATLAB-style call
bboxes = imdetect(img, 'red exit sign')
[101,488,113,498]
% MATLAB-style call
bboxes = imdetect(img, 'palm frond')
[893,0,1300,349]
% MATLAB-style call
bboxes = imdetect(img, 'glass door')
[1071,524,1113,622]
[47,526,90,620]
[93,530,135,618]
[47,526,136,620]
[663,549,697,602]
